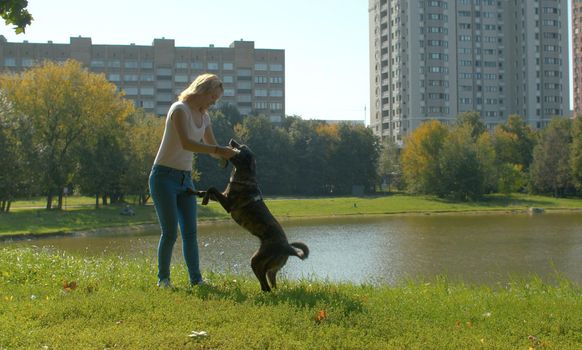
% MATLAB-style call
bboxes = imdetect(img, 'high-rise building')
[574,0,582,117]
[369,0,570,144]
[0,36,285,122]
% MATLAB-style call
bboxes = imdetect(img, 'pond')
[5,212,582,286]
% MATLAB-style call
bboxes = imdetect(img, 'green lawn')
[1,193,581,237]
[1,248,580,349]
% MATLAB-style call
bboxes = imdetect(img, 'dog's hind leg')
[266,270,278,289]
[251,252,271,292]
[266,255,288,290]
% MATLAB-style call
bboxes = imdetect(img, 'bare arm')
[172,109,236,158]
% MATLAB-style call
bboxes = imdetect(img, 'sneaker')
[157,278,174,289]
[190,280,205,287]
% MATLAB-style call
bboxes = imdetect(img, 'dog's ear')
[229,139,241,149]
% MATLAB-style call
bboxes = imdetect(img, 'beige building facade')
[369,0,570,144]
[0,36,285,121]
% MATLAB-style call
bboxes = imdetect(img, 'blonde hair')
[178,73,224,102]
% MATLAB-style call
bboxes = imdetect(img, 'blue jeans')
[149,164,202,284]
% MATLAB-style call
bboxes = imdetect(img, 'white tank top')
[153,101,211,171]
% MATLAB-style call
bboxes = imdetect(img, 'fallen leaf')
[63,280,77,292]
[315,309,327,323]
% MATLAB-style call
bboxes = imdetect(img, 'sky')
[0,0,370,122]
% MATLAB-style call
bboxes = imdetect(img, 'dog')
[194,139,309,292]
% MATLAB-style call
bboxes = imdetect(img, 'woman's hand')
[215,146,238,159]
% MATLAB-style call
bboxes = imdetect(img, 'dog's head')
[228,139,256,177]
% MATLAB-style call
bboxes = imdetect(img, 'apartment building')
[574,0,582,117]
[0,36,285,122]
[369,0,570,144]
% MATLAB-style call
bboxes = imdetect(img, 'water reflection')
[5,213,582,286]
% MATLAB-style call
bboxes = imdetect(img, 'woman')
[149,73,237,287]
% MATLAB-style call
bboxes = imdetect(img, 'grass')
[1,193,581,237]
[1,247,581,349]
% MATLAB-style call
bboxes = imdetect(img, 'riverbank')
[1,193,582,239]
[1,247,580,349]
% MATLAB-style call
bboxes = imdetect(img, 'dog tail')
[289,242,309,260]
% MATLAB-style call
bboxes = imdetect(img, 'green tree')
[286,117,328,195]
[401,120,449,195]
[530,118,574,197]
[217,103,243,127]
[195,110,235,190]
[377,139,401,192]
[1,0,33,34]
[494,115,536,170]
[438,124,496,200]
[235,115,294,194]
[456,111,487,140]
[570,117,582,192]
[330,123,380,195]
[0,60,134,209]
[76,131,127,208]
[122,111,164,205]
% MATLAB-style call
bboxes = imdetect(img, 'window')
[124,87,138,95]
[269,90,283,97]
[124,74,139,82]
[141,74,154,81]
[124,60,138,69]
[270,76,283,84]
[269,102,283,110]
[156,68,172,76]
[255,89,268,97]
[174,75,188,83]
[269,64,283,71]
[238,69,252,76]
[223,63,233,70]
[254,63,268,70]
[91,60,105,68]
[207,62,219,70]
[237,81,251,89]
[22,58,34,67]
[140,87,155,95]
[255,76,268,84]
[109,60,121,68]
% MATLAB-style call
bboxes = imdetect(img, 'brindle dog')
[194,140,309,292]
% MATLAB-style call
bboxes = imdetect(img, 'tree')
[456,111,487,140]
[401,120,449,195]
[494,114,536,170]
[1,0,33,34]
[437,124,496,200]
[377,139,401,192]
[0,60,134,209]
[122,111,164,205]
[286,117,328,195]
[530,118,574,197]
[331,123,380,195]
[217,103,243,127]
[194,110,235,190]
[235,115,294,194]
[570,117,582,192]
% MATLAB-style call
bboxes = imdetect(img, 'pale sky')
[0,0,370,122]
